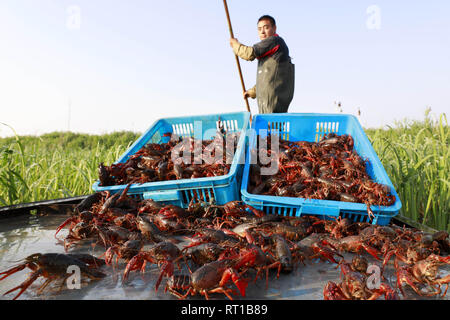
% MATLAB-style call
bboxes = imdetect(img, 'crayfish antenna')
[54,217,75,238]
[3,270,43,300]
[0,264,27,281]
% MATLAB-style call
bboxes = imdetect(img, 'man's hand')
[229,38,240,48]
[243,86,256,99]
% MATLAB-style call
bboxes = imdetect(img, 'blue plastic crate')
[92,111,251,208]
[240,113,402,225]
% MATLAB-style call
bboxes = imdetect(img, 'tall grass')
[366,110,449,231]
[0,127,139,205]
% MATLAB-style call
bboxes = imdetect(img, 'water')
[0,214,448,300]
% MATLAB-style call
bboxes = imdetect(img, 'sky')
[0,0,449,137]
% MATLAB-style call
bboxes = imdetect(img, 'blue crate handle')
[298,204,340,217]
[143,190,181,202]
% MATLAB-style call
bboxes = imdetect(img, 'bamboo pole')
[223,0,251,113]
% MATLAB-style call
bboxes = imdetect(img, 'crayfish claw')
[155,261,174,292]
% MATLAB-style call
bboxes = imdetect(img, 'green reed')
[0,127,139,206]
[366,110,449,231]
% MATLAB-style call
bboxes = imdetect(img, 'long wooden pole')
[223,0,251,113]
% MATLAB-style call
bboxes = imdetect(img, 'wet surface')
[0,214,448,300]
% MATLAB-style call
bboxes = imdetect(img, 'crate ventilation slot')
[340,212,372,223]
[264,205,297,217]
[217,119,239,132]
[315,121,339,142]
[267,121,290,141]
[172,123,194,137]
[181,188,215,205]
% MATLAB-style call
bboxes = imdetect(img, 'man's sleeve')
[253,37,279,60]
[231,42,256,61]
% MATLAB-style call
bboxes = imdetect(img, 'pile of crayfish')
[98,124,240,186]
[1,188,449,300]
[248,132,396,215]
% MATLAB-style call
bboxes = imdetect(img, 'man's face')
[257,19,276,40]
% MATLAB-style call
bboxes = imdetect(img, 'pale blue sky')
[0,0,449,137]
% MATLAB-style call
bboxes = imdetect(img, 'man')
[230,15,295,114]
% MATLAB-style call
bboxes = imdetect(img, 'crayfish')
[0,253,106,300]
